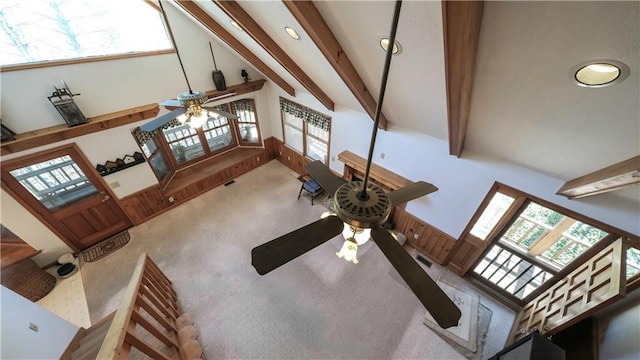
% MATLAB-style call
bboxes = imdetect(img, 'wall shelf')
[204,79,266,100]
[0,103,160,156]
[0,79,267,157]
[557,155,640,199]
[163,79,267,110]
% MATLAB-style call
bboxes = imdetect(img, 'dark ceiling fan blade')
[159,99,183,108]
[139,108,187,132]
[200,106,239,119]
[370,227,461,329]
[387,181,438,206]
[304,160,347,197]
[251,215,344,275]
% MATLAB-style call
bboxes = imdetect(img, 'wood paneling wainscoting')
[120,186,169,225]
[164,148,271,203]
[120,138,277,225]
[272,138,310,175]
[391,207,456,264]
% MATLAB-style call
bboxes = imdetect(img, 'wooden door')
[1,144,131,251]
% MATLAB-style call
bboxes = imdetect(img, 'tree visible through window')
[0,0,171,67]
[463,183,638,304]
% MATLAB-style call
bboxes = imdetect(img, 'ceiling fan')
[250,0,461,329]
[140,0,238,133]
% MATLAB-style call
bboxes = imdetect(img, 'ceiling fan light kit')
[250,0,462,329]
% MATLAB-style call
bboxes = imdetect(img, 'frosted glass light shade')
[336,239,359,264]
[188,112,209,128]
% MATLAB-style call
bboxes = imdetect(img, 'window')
[280,98,331,164]
[163,124,206,165]
[140,137,170,184]
[8,155,97,210]
[233,100,261,145]
[283,113,304,153]
[132,98,261,183]
[0,0,172,68]
[461,183,637,304]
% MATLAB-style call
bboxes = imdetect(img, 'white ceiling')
[183,0,639,200]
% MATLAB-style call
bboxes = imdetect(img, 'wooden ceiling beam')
[442,0,484,157]
[557,155,640,199]
[283,0,388,130]
[174,0,295,97]
[213,0,334,111]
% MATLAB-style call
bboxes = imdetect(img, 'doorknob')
[102,195,111,202]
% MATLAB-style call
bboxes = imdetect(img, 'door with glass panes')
[1,144,131,251]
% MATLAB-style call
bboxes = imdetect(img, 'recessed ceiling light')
[285,26,300,40]
[230,20,243,31]
[380,38,401,55]
[571,60,630,88]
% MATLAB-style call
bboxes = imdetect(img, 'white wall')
[1,286,79,359]
[0,193,72,266]
[597,290,640,359]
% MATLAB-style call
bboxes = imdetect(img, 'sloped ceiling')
[177,0,639,202]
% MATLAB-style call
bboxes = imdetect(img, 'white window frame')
[281,112,330,165]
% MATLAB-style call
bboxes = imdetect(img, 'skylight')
[0,0,172,68]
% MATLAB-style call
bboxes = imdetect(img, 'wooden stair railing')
[94,253,204,359]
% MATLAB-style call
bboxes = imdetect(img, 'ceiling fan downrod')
[158,0,194,95]
[358,0,403,201]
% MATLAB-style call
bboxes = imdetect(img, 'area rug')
[423,281,493,360]
[81,231,130,263]
[436,304,492,360]
[425,281,480,352]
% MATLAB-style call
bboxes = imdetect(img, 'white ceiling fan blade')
[159,99,183,108]
[139,108,186,132]
[201,106,239,119]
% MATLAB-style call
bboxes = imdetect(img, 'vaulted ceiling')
[168,0,639,202]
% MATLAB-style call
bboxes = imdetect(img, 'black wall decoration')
[47,81,88,127]
[1,121,16,142]
[96,152,145,176]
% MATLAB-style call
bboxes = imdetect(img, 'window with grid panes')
[132,98,259,180]
[202,114,234,153]
[233,100,261,145]
[162,123,205,165]
[462,183,638,304]
[140,137,170,183]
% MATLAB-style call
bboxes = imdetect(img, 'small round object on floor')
[57,263,77,278]
[58,253,75,265]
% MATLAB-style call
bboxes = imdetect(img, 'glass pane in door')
[9,155,98,211]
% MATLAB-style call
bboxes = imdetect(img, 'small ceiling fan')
[250,0,461,329]
[140,0,238,133]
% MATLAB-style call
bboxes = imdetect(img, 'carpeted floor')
[80,160,515,359]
